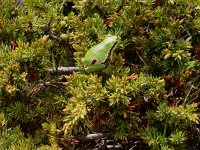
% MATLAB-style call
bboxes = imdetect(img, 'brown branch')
[68,133,138,142]
[47,66,79,75]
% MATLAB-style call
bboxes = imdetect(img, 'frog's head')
[82,35,119,72]
[104,35,118,43]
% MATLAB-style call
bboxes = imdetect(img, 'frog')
[82,35,118,72]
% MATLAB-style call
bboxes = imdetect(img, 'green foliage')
[0,1,65,148]
[0,0,199,149]
[62,72,167,140]
[63,73,108,135]
[0,126,31,150]
[154,102,199,125]
[0,36,50,96]
[130,73,165,101]
[0,115,59,150]
[187,60,200,70]
[139,102,199,149]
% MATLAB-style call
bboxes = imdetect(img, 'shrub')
[0,0,199,149]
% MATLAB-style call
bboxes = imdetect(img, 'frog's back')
[83,36,117,65]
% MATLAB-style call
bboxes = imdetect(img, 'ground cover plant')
[0,0,200,149]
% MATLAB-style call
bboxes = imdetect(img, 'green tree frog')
[82,35,118,72]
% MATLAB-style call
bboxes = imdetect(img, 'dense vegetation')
[0,0,200,149]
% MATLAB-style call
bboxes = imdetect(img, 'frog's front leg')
[85,64,105,72]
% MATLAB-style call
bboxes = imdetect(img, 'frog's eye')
[91,59,97,64]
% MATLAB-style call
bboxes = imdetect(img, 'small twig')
[69,133,113,142]
[106,144,122,149]
[47,66,79,75]
[78,122,89,135]
[136,50,147,65]
[68,133,138,142]
[15,0,24,6]
[49,34,61,42]
[184,81,200,104]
